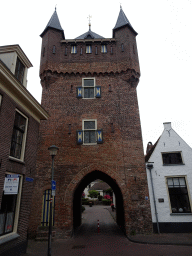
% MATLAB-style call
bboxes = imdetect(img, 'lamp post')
[48,145,58,256]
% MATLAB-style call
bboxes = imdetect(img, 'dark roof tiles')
[75,29,104,40]
[40,9,64,38]
[113,7,137,35]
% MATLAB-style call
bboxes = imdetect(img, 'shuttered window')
[77,120,103,145]
[76,78,101,99]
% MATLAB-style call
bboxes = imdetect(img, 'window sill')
[83,143,97,146]
[9,156,25,164]
[163,164,185,166]
[82,98,96,100]
[0,233,20,245]
[170,213,192,216]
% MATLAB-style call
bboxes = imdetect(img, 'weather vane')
[87,15,92,30]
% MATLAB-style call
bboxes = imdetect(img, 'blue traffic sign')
[51,180,56,190]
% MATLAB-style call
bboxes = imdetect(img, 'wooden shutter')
[95,86,101,98]
[77,130,83,144]
[97,129,103,144]
[77,87,83,98]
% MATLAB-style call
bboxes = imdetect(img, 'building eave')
[61,38,116,44]
[0,61,49,122]
[0,44,33,68]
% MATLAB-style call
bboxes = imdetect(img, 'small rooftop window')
[15,57,25,84]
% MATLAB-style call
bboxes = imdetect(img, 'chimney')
[163,122,172,130]
[146,142,153,154]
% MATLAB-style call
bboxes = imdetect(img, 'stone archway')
[63,164,127,236]
[73,170,125,232]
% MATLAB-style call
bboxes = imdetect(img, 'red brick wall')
[29,24,152,237]
[0,89,40,254]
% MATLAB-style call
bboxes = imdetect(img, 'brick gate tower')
[29,7,152,238]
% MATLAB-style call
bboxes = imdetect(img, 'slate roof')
[75,29,104,40]
[89,182,110,191]
[113,7,137,35]
[40,9,64,38]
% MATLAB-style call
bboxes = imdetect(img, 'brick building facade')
[0,45,48,256]
[28,7,152,238]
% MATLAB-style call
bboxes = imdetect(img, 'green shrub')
[82,206,85,212]
[88,190,99,198]
[82,198,89,205]
[102,199,111,205]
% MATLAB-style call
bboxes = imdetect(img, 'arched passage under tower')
[73,170,125,232]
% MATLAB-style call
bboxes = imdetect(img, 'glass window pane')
[89,88,94,98]
[84,88,89,98]
[84,79,94,87]
[84,121,95,130]
[90,131,96,143]
[168,177,191,213]
[179,177,186,187]
[167,178,173,187]
[5,212,14,233]
[84,131,90,143]
[14,112,26,132]
[173,178,180,187]
[162,152,183,164]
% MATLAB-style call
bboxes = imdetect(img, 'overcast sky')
[1,0,192,152]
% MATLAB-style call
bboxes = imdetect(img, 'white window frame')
[165,175,192,214]
[0,173,23,240]
[9,109,28,162]
[161,151,184,165]
[82,119,97,145]
[101,45,107,53]
[86,45,92,54]
[82,78,96,99]
[71,45,77,54]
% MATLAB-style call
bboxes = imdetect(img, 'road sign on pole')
[51,180,56,191]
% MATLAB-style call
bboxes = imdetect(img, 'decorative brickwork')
[28,8,152,238]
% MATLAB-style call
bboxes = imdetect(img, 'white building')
[145,122,192,233]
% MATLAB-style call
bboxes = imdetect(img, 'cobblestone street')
[23,205,192,256]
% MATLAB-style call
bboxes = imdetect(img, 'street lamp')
[48,145,58,256]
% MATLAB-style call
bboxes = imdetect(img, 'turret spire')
[40,9,64,38]
[113,6,137,36]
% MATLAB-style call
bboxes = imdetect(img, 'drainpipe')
[146,163,160,234]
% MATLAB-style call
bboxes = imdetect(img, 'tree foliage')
[88,190,99,198]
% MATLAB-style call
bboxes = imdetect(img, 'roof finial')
[87,15,92,31]
[55,5,57,11]
[120,3,122,9]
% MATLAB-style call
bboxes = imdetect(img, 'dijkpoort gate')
[28,7,152,238]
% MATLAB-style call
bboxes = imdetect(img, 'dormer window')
[15,57,25,84]
[71,45,77,54]
[86,45,92,54]
[101,45,107,53]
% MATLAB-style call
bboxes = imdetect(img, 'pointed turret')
[113,6,137,37]
[40,8,65,39]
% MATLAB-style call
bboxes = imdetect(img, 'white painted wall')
[146,122,192,223]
